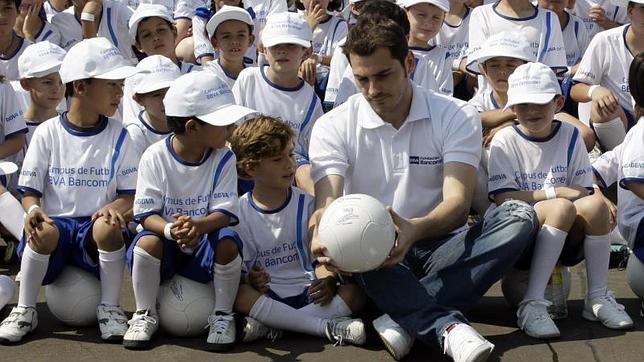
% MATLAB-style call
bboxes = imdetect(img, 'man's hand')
[92,205,126,228]
[308,276,338,305]
[381,208,418,267]
[248,262,270,293]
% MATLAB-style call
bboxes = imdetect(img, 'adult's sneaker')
[517,299,560,339]
[97,304,128,342]
[123,310,158,349]
[372,314,414,360]
[325,317,366,346]
[582,291,633,329]
[0,306,37,343]
[442,323,494,362]
[241,316,282,343]
[206,312,236,351]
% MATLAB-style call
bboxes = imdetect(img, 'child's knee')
[215,237,240,264]
[574,195,610,231]
[28,224,60,254]
[234,284,260,314]
[580,127,597,152]
[92,218,124,248]
[135,235,163,258]
[540,199,576,229]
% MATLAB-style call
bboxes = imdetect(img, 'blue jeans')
[355,200,538,348]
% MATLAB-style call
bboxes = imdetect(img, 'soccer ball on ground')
[45,266,101,327]
[157,274,215,337]
[318,194,396,273]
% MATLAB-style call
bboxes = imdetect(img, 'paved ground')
[1,261,643,362]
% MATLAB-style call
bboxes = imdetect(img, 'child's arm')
[493,186,589,205]
[624,181,644,200]
[479,109,516,129]
[0,132,25,159]
[21,192,54,240]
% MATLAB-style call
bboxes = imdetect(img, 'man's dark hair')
[343,17,409,68]
[629,51,644,119]
[358,0,410,35]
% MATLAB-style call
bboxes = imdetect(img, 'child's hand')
[171,213,198,240]
[20,0,43,41]
[299,58,317,86]
[555,185,590,201]
[248,263,270,293]
[92,206,126,229]
[24,207,54,240]
[305,3,327,30]
[308,276,338,305]
[591,87,619,115]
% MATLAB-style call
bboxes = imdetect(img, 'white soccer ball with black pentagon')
[318,194,396,272]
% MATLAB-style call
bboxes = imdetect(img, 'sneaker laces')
[128,312,157,333]
[99,305,127,324]
[266,328,282,342]
[1,307,29,326]
[207,314,233,334]
[595,290,626,312]
[518,299,552,323]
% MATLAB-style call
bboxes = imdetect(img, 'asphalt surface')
[1,260,643,362]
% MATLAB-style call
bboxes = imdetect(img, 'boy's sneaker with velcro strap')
[241,316,283,343]
[0,306,38,343]
[123,309,158,349]
[97,304,128,342]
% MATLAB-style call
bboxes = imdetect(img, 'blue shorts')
[17,216,133,285]
[126,227,242,284]
[267,287,310,309]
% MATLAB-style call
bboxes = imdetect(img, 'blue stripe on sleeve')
[295,194,312,272]
[211,150,234,192]
[567,128,579,167]
[42,30,53,41]
[107,8,118,47]
[297,94,318,162]
[109,129,128,183]
[539,12,552,63]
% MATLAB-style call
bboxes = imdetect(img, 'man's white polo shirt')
[309,83,482,219]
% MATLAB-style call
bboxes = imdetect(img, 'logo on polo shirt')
[409,155,442,166]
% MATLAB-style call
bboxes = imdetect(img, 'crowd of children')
[0,0,642,360]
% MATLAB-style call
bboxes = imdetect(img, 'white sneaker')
[442,323,494,362]
[517,299,560,339]
[241,316,282,343]
[0,306,38,343]
[206,312,236,351]
[582,291,633,329]
[96,304,128,342]
[372,314,414,360]
[325,317,366,346]
[123,310,159,349]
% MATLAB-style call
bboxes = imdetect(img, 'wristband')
[545,187,557,200]
[163,222,174,240]
[452,58,461,72]
[80,12,95,22]
[587,85,599,99]
[314,53,322,63]
[564,66,572,78]
[27,204,40,215]
[592,183,601,190]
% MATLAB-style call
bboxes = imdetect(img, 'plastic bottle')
[545,264,568,319]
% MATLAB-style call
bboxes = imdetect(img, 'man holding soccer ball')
[308,13,540,362]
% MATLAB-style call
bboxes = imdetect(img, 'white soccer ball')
[45,266,101,327]
[157,274,215,337]
[318,194,396,273]
[501,267,571,307]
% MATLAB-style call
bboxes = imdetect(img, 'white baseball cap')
[0,161,18,176]
[59,38,139,84]
[131,55,181,94]
[465,32,535,74]
[163,72,258,126]
[206,5,253,39]
[505,62,562,110]
[399,0,449,12]
[128,4,174,41]
[261,12,312,48]
[18,41,66,79]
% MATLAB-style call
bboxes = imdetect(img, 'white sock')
[213,254,241,314]
[98,246,125,306]
[17,245,49,308]
[250,295,327,336]
[523,225,568,302]
[593,117,626,151]
[0,191,25,240]
[132,246,161,314]
[298,294,351,319]
[584,233,610,300]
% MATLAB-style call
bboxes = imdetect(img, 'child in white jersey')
[233,12,323,195]
[487,62,633,339]
[17,41,65,147]
[296,0,347,97]
[401,0,454,96]
[229,115,367,346]
[124,71,256,350]
[203,5,254,89]
[592,51,644,313]
[570,1,644,151]
[0,0,31,81]
[125,54,181,156]
[0,37,140,344]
